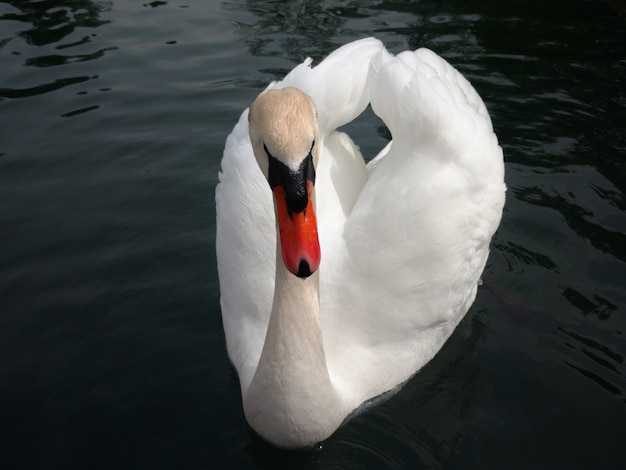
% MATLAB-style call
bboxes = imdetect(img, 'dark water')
[1,0,625,468]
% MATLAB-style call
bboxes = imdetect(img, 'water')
[1,0,624,468]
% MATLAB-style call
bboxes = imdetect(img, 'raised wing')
[320,46,506,403]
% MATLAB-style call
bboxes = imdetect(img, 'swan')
[216,37,505,448]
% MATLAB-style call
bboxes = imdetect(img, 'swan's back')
[216,38,505,409]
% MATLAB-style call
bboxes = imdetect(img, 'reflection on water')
[2,1,109,46]
[561,325,625,403]
[513,177,626,263]
[0,0,110,100]
[226,0,351,60]
[1,0,625,467]
[24,46,117,68]
[0,74,93,98]
[495,240,559,272]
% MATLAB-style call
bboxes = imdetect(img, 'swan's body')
[216,38,505,448]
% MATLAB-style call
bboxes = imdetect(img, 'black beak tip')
[296,260,313,278]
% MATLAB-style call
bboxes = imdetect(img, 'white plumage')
[216,38,505,448]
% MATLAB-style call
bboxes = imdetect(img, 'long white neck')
[242,243,344,448]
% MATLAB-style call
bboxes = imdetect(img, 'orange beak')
[273,181,320,278]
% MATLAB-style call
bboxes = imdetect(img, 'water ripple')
[0,74,94,99]
[24,46,117,67]
[1,0,625,467]
[1,1,111,46]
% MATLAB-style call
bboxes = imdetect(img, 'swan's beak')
[273,181,321,278]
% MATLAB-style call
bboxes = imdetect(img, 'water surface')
[1,0,625,468]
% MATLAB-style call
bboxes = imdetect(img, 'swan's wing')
[216,110,275,392]
[322,47,506,403]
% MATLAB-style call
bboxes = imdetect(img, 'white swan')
[216,38,505,448]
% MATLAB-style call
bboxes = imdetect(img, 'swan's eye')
[302,151,315,185]
[265,144,284,189]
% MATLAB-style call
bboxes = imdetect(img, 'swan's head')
[248,87,321,279]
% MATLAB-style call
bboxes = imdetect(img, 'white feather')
[216,37,506,447]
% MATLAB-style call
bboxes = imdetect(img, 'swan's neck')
[243,245,344,447]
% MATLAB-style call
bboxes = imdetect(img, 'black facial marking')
[265,142,316,214]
